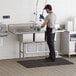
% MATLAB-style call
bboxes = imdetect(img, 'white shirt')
[46,12,56,33]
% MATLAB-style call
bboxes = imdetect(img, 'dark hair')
[44,4,52,10]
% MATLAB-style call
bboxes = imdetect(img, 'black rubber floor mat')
[17,58,73,68]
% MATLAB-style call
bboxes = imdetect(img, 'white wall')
[0,0,76,24]
[46,0,76,23]
[0,0,76,59]
[0,0,36,23]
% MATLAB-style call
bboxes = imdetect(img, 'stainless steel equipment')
[8,22,35,34]
[0,23,8,37]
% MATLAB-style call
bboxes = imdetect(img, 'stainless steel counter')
[8,23,65,58]
[8,22,66,34]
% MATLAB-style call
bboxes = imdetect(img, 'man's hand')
[34,26,41,32]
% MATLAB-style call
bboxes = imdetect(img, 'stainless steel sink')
[15,25,35,32]
[9,22,36,33]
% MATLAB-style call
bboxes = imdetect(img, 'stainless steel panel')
[24,43,36,53]
[17,34,33,42]
[37,43,45,52]
[9,22,35,33]
[23,34,33,42]
[35,32,45,42]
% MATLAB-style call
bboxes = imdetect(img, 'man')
[40,4,56,62]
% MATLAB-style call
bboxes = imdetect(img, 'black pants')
[45,26,56,60]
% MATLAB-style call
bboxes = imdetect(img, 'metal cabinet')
[60,31,76,57]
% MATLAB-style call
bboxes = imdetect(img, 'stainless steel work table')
[17,31,46,58]
[8,23,65,58]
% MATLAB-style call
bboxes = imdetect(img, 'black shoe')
[45,57,55,62]
[51,58,56,62]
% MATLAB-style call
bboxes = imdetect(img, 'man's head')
[44,4,52,13]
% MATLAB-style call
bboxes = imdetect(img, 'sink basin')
[15,25,35,32]
[9,22,36,33]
